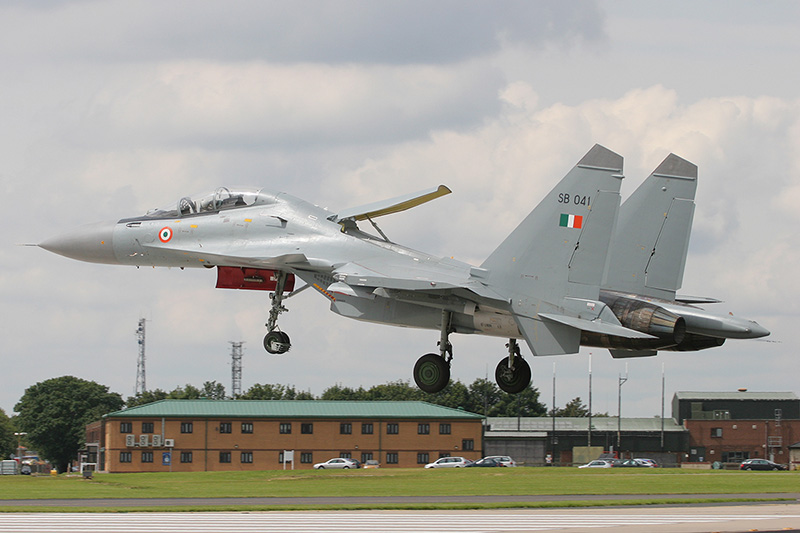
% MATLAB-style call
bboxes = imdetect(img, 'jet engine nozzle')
[39,221,119,265]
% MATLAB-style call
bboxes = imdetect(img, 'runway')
[0,506,799,533]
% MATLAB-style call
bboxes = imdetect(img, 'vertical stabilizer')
[481,145,624,355]
[604,154,697,299]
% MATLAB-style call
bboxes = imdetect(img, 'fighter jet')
[38,145,769,394]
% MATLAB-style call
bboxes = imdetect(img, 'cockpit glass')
[145,187,274,218]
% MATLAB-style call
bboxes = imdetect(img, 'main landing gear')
[412,316,531,394]
[263,271,291,355]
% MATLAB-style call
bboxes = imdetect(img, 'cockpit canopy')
[145,187,276,218]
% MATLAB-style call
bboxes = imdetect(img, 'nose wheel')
[264,330,291,354]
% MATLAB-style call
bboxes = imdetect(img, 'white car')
[313,458,360,469]
[424,456,473,468]
[484,455,516,467]
[577,459,615,468]
[633,458,658,467]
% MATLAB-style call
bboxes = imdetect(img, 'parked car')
[363,460,380,469]
[483,455,517,467]
[739,459,787,471]
[614,459,649,468]
[578,459,617,468]
[466,457,505,467]
[313,458,360,469]
[424,456,473,468]
[633,458,658,467]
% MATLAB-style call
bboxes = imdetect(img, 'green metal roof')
[486,417,685,433]
[105,400,484,420]
[673,391,798,401]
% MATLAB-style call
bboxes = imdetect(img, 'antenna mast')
[135,318,146,395]
[230,341,244,398]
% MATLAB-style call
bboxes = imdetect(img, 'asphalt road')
[1,493,798,507]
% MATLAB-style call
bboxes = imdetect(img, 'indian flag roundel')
[158,227,173,243]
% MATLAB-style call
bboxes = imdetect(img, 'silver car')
[424,456,473,468]
[578,459,616,468]
[313,458,360,469]
[484,455,517,467]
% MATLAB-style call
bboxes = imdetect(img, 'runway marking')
[0,512,798,532]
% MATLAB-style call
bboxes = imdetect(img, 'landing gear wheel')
[414,353,450,393]
[263,330,291,354]
[495,356,531,394]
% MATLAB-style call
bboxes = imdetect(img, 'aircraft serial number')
[557,193,590,205]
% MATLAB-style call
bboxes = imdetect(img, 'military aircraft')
[38,145,769,394]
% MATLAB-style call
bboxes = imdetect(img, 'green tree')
[125,389,169,408]
[466,378,503,416]
[0,408,15,460]
[491,386,547,417]
[366,380,423,401]
[200,381,226,400]
[320,384,368,400]
[426,380,470,410]
[240,383,312,400]
[14,376,123,472]
[552,396,589,417]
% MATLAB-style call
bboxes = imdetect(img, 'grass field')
[0,467,797,511]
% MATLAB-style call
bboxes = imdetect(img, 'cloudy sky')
[2,1,798,417]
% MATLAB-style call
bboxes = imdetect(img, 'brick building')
[674,391,800,465]
[91,400,483,472]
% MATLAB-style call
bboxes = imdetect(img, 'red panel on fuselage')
[215,267,295,292]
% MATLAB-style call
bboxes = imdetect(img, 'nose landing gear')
[264,271,291,355]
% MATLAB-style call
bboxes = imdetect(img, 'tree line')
[3,375,600,473]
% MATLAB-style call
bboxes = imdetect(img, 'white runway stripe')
[0,512,797,533]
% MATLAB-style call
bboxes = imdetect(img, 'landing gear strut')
[413,310,453,393]
[495,338,531,393]
[263,271,291,354]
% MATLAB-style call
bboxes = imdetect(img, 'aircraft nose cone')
[39,221,119,264]
[746,321,770,339]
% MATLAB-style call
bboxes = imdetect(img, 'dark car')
[466,457,505,467]
[739,459,786,471]
[614,459,648,468]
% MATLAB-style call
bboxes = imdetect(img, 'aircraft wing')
[329,257,510,307]
[332,185,451,222]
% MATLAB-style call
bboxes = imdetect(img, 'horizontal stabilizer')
[333,185,451,222]
[539,313,657,339]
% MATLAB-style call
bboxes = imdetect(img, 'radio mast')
[135,318,146,395]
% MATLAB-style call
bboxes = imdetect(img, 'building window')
[219,422,232,434]
[361,423,373,435]
[141,451,153,463]
[241,452,253,464]
[300,452,313,464]
[219,452,232,463]
[438,452,451,459]
[439,423,451,435]
[462,439,474,451]
[386,423,399,435]
[180,422,193,434]
[142,422,154,434]
[278,451,284,463]
[361,452,373,463]
[241,422,254,434]
[418,423,430,435]
[180,452,193,463]
[711,428,723,438]
[340,452,351,459]
[340,423,352,435]
[279,423,292,434]
[120,422,132,433]
[301,423,313,434]
[119,452,132,463]
[417,453,429,464]
[386,453,399,464]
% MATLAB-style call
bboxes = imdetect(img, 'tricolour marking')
[559,213,583,229]
[158,227,173,243]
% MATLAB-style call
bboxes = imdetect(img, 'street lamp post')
[13,432,27,462]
